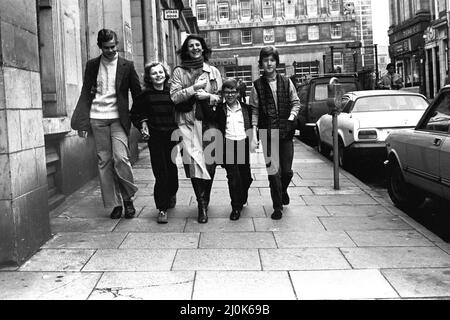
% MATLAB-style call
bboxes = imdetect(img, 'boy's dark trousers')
[148,132,179,211]
[224,138,253,211]
[262,138,294,211]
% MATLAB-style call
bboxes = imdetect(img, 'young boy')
[249,46,301,220]
[212,78,253,221]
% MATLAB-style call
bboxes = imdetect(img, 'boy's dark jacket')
[70,55,142,135]
[205,101,253,138]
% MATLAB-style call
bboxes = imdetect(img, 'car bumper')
[347,141,387,157]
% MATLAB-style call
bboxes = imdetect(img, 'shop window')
[286,27,297,42]
[219,31,230,46]
[241,29,252,44]
[308,25,319,40]
[329,0,340,16]
[262,0,274,18]
[333,52,344,71]
[197,4,207,21]
[331,24,342,39]
[263,28,275,43]
[285,0,296,18]
[306,0,318,17]
[240,0,251,20]
[218,2,230,20]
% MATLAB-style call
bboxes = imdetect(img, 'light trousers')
[90,119,138,208]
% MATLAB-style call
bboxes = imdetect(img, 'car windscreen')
[351,95,429,112]
[314,83,358,101]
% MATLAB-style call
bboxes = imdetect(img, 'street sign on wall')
[164,9,179,20]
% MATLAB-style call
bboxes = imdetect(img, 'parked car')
[385,85,450,211]
[297,74,362,144]
[315,90,429,169]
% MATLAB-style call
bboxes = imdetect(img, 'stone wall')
[0,0,51,266]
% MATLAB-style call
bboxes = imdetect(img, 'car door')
[403,91,450,197]
[440,137,450,201]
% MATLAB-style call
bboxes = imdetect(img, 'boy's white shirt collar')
[226,100,241,112]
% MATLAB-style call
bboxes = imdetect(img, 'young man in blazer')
[210,78,253,221]
[71,29,142,219]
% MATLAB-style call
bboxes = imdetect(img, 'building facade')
[388,0,432,94]
[422,0,448,98]
[192,0,364,93]
[0,0,197,266]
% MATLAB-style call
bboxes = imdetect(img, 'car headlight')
[358,130,378,140]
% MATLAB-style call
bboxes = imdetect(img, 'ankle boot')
[192,178,208,223]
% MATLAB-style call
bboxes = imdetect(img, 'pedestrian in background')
[237,78,247,104]
[249,46,301,220]
[207,78,253,221]
[170,34,223,224]
[130,62,179,224]
[378,63,403,90]
[71,28,141,220]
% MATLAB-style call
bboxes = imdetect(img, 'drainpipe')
[141,0,152,65]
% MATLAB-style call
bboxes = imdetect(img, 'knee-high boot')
[191,178,208,223]
[204,179,214,208]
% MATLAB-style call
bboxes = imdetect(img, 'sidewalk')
[1,139,450,300]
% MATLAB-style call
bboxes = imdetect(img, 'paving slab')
[290,270,399,300]
[259,248,351,271]
[341,247,450,269]
[259,187,314,197]
[274,231,356,248]
[253,216,325,232]
[0,272,102,300]
[113,218,187,233]
[291,177,356,187]
[347,230,435,247]
[50,217,120,233]
[381,268,450,298]
[319,216,413,231]
[19,249,95,272]
[303,194,378,206]
[262,205,329,218]
[120,233,200,249]
[139,205,266,219]
[82,249,177,272]
[42,232,128,249]
[57,206,114,219]
[184,218,255,233]
[172,249,261,271]
[325,205,392,217]
[436,242,450,255]
[193,271,296,300]
[89,271,195,300]
[311,187,366,195]
[199,232,277,249]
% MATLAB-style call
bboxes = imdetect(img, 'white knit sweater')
[90,54,120,120]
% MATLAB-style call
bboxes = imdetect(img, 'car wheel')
[338,139,353,170]
[387,160,425,211]
[315,128,331,157]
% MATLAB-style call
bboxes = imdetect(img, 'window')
[241,29,252,44]
[263,28,274,43]
[199,32,208,45]
[240,0,251,19]
[308,25,319,40]
[262,0,274,18]
[329,0,340,16]
[420,93,450,133]
[286,27,297,42]
[331,24,342,39]
[218,2,230,20]
[219,31,230,46]
[197,4,207,21]
[285,0,296,18]
[306,0,318,17]
[333,52,343,71]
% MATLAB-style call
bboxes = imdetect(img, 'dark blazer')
[71,55,142,135]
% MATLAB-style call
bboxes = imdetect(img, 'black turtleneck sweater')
[130,84,178,136]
